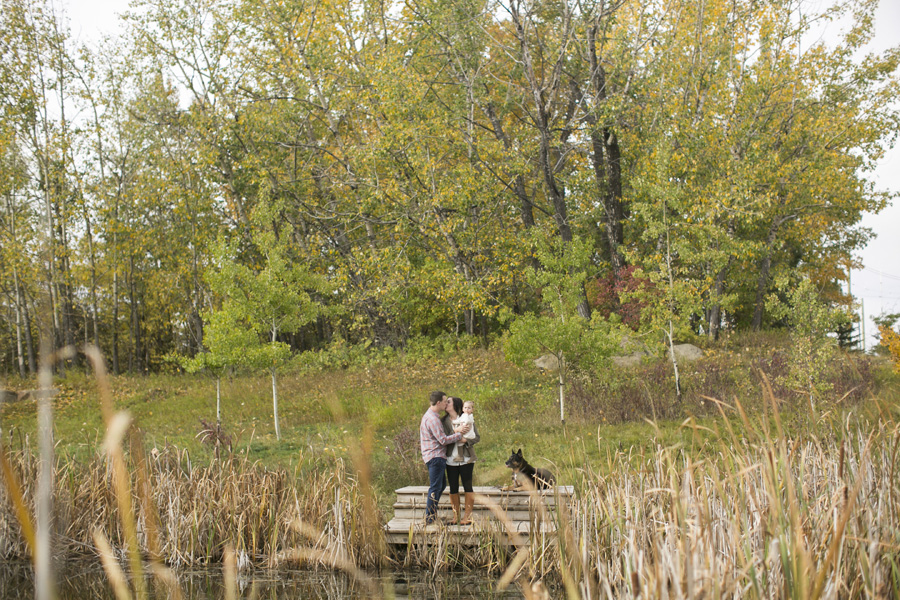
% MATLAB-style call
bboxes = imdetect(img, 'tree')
[0,0,81,370]
[503,229,621,423]
[0,0,895,376]
[204,192,324,440]
[623,0,897,337]
[878,325,900,373]
[767,277,840,410]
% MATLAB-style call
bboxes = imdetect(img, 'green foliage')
[766,277,841,405]
[567,333,876,422]
[0,0,897,376]
[503,231,621,373]
[295,338,396,372]
[205,233,321,372]
[404,333,484,362]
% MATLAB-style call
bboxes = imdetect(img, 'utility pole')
[861,298,866,353]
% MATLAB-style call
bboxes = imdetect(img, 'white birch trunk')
[558,353,566,424]
[271,367,280,441]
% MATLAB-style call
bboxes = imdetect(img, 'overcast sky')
[61,0,900,350]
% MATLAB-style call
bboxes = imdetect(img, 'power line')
[861,266,900,282]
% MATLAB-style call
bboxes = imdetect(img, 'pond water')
[0,562,528,599]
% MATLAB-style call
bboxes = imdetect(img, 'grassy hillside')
[1,331,893,501]
[2,331,900,593]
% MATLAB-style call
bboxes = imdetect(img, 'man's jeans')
[425,457,447,524]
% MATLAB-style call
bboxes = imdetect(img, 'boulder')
[533,354,560,372]
[618,335,651,355]
[0,389,57,403]
[667,343,703,362]
[611,352,648,368]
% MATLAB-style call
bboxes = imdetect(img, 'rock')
[667,343,703,362]
[0,389,57,403]
[533,354,560,372]
[618,336,651,355]
[611,352,647,368]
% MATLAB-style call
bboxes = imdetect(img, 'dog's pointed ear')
[516,448,521,455]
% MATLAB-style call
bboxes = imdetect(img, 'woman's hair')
[448,396,463,416]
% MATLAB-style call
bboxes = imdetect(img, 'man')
[420,390,470,524]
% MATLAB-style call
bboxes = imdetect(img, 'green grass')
[3,335,900,589]
[1,338,896,504]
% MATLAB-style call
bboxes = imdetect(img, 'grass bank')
[1,333,899,595]
[2,333,885,493]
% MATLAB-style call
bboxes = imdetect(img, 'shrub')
[376,426,426,491]
[585,265,651,330]
[295,338,396,372]
[565,346,877,425]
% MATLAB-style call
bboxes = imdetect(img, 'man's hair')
[429,390,446,406]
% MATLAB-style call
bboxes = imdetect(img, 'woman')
[441,396,480,525]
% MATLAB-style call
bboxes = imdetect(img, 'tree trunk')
[13,267,26,378]
[39,152,62,364]
[708,256,734,341]
[83,203,100,348]
[57,212,76,364]
[752,216,786,331]
[5,191,29,376]
[271,367,281,441]
[587,23,627,282]
[708,221,736,340]
[112,194,120,375]
[23,291,36,373]
[510,2,591,320]
[216,376,221,426]
[82,64,106,353]
[666,321,682,399]
[483,102,535,229]
[557,353,566,424]
[129,255,141,372]
[190,210,204,353]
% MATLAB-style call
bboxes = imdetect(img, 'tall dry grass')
[544,396,900,598]
[0,434,390,568]
[1,345,390,599]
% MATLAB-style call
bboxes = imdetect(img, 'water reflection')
[0,562,526,599]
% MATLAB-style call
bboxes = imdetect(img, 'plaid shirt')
[420,408,461,463]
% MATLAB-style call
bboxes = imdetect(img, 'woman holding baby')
[440,396,479,525]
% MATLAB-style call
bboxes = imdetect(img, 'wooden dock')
[384,485,575,546]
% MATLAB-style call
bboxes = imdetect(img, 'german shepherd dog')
[505,449,555,490]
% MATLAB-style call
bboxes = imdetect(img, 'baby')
[453,400,477,441]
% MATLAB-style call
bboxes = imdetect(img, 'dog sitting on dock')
[504,449,554,490]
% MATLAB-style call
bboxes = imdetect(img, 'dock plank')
[384,485,574,546]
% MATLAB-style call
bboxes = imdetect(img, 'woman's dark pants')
[446,462,474,494]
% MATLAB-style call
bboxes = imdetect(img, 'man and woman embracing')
[418,390,480,525]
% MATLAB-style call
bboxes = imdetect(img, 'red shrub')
[585,265,650,329]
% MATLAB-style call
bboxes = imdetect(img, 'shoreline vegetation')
[1,0,897,595]
[1,340,899,597]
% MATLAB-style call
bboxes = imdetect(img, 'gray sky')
[816,0,900,349]
[62,0,899,349]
